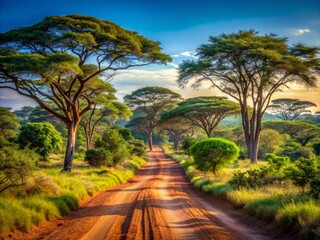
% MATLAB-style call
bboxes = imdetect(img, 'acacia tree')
[161,96,240,138]
[158,116,193,151]
[124,87,181,150]
[178,31,319,163]
[80,86,132,150]
[268,98,317,120]
[0,15,170,171]
[263,121,320,146]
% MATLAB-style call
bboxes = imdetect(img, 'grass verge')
[0,155,146,235]
[165,149,320,239]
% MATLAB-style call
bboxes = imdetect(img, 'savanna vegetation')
[0,15,319,239]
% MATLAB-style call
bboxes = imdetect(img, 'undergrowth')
[165,149,320,239]
[0,155,146,235]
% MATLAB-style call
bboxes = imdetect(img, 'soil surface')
[7,148,289,240]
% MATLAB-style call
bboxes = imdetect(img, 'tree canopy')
[268,98,317,120]
[0,15,171,171]
[0,107,20,141]
[178,30,320,163]
[161,96,240,137]
[263,120,320,146]
[124,86,181,150]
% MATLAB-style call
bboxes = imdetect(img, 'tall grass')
[0,155,146,234]
[165,149,320,239]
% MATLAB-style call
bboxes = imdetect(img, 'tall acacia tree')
[0,15,171,171]
[268,98,317,120]
[178,31,319,163]
[124,86,181,150]
[161,96,240,138]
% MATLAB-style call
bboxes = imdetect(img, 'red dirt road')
[18,148,278,240]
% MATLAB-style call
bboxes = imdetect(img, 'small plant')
[190,138,239,173]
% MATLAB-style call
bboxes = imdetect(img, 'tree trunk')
[174,135,181,151]
[62,122,78,172]
[148,130,153,151]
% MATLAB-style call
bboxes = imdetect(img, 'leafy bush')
[0,146,38,194]
[280,142,315,161]
[190,138,239,173]
[286,157,318,193]
[93,128,130,166]
[85,149,112,167]
[129,139,147,156]
[17,122,62,161]
[181,137,199,155]
[230,154,290,189]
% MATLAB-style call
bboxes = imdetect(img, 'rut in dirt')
[30,148,280,240]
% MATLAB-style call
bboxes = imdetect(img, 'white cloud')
[168,62,179,68]
[171,54,180,57]
[180,51,192,57]
[180,51,198,59]
[294,28,311,36]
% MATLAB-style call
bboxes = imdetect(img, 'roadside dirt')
[6,148,292,240]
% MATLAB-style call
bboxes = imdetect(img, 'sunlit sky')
[0,0,319,112]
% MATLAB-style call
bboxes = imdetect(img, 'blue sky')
[0,0,319,111]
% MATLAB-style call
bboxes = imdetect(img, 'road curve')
[32,148,274,240]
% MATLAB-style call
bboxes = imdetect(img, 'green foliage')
[17,122,62,161]
[0,15,170,171]
[190,138,239,173]
[129,139,147,156]
[276,201,320,239]
[84,149,113,167]
[124,86,181,150]
[230,154,290,189]
[264,121,320,147]
[310,171,320,199]
[286,157,319,192]
[312,142,320,156]
[280,141,315,161]
[181,137,199,155]
[161,96,240,137]
[89,128,130,167]
[115,126,134,141]
[0,107,20,140]
[258,129,286,159]
[0,146,38,194]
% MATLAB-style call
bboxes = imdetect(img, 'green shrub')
[280,142,315,161]
[17,122,62,161]
[181,137,199,155]
[190,138,239,173]
[286,157,318,193]
[85,149,113,167]
[95,128,130,166]
[0,146,38,194]
[129,139,147,156]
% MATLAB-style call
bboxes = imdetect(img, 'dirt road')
[27,148,277,240]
